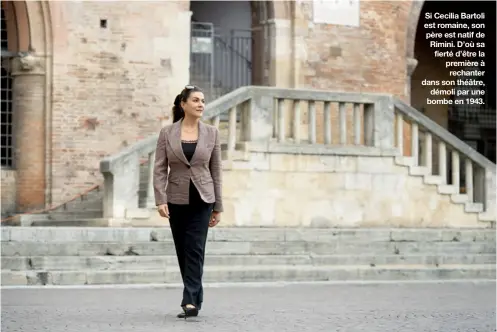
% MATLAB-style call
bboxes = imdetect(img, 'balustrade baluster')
[278,99,285,142]
[227,106,237,158]
[465,159,474,202]
[438,142,447,183]
[396,113,404,155]
[424,133,433,172]
[293,100,301,143]
[146,151,156,208]
[213,115,220,128]
[339,102,346,145]
[308,101,316,144]
[451,151,460,189]
[324,101,331,145]
[353,103,361,145]
[411,123,419,165]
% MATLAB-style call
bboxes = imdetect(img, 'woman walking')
[153,85,223,319]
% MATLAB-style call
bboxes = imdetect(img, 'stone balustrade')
[394,99,495,220]
[99,86,495,223]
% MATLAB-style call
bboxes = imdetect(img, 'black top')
[181,140,204,205]
[181,140,197,162]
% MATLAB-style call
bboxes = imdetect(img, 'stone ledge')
[248,142,399,157]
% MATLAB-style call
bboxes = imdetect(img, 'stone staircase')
[394,155,492,221]
[1,227,495,286]
[8,87,495,229]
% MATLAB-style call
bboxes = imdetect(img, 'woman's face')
[181,91,205,119]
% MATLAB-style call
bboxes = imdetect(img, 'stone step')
[2,264,495,286]
[3,227,495,243]
[28,219,110,227]
[3,254,495,271]
[2,240,494,257]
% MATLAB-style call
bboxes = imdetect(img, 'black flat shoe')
[178,305,199,319]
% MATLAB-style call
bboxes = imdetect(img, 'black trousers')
[168,182,213,310]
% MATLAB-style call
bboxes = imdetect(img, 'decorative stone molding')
[406,57,418,76]
[10,53,45,76]
[405,57,419,102]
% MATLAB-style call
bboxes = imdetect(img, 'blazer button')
[187,165,191,169]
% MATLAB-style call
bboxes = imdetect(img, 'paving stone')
[1,282,495,331]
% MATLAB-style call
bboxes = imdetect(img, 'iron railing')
[190,22,252,102]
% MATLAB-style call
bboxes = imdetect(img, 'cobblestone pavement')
[1,282,496,332]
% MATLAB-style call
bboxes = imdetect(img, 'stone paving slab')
[1,282,495,332]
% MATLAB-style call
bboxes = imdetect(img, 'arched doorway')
[188,1,278,101]
[0,0,52,217]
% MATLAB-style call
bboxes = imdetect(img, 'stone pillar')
[267,18,293,88]
[247,93,274,143]
[251,2,266,87]
[291,1,307,88]
[11,54,46,212]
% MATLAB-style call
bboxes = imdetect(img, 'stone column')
[291,1,307,88]
[268,18,293,88]
[11,53,46,212]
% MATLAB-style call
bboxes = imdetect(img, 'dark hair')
[172,85,203,123]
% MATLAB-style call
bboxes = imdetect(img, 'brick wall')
[286,1,416,154]
[49,1,191,204]
[298,1,412,97]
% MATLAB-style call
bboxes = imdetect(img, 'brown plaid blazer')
[153,120,223,212]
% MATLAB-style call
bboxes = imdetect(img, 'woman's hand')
[157,204,169,218]
[209,211,221,227]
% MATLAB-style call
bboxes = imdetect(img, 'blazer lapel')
[168,120,190,166]
[189,121,207,165]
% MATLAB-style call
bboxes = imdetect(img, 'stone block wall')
[0,170,16,218]
[220,152,482,228]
